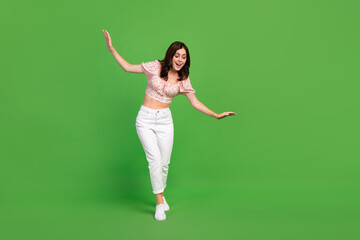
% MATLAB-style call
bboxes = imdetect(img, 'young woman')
[102,29,236,221]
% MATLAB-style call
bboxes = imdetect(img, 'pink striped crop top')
[140,60,196,104]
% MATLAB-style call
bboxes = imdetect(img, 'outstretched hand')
[102,29,113,51]
[216,112,236,119]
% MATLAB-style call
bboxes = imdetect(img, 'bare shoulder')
[126,64,143,73]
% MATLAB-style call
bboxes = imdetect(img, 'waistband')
[140,105,171,114]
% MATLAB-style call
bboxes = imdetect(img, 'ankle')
[155,192,164,205]
[157,200,164,205]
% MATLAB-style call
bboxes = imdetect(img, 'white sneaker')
[163,196,170,211]
[154,204,166,221]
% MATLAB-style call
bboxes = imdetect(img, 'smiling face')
[171,48,187,72]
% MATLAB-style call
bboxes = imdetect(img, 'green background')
[1,0,359,239]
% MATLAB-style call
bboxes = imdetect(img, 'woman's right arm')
[109,47,143,73]
[103,29,143,74]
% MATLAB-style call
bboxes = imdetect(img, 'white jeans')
[135,105,174,194]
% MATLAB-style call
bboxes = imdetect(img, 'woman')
[102,29,236,221]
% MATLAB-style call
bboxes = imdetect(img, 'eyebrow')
[176,53,186,56]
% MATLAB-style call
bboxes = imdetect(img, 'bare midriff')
[142,71,180,109]
[143,94,171,109]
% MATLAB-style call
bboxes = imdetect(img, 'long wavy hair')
[158,41,190,81]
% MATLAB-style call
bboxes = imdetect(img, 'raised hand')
[102,29,113,51]
[216,112,236,119]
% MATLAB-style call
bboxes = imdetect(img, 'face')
[171,48,187,71]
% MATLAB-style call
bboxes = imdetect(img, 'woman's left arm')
[185,93,236,119]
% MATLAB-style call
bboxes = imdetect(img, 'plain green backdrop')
[1,0,359,239]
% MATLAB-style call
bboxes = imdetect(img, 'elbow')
[123,63,132,72]
[192,100,201,109]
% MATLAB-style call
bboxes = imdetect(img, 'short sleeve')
[140,60,159,78]
[179,77,196,94]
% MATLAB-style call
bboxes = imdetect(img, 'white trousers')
[135,105,174,194]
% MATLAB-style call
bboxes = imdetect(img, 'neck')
[169,67,178,75]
